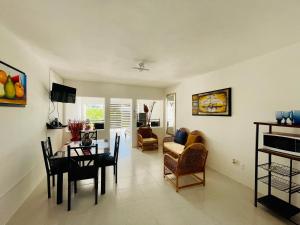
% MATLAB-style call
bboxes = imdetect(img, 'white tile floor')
[7,142,293,225]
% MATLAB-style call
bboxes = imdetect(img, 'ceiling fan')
[132,62,150,72]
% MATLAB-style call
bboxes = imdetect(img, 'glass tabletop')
[53,139,110,158]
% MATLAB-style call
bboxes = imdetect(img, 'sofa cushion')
[163,142,185,156]
[143,138,157,143]
[174,130,188,145]
[185,131,202,147]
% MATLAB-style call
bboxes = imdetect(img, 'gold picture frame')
[192,88,231,116]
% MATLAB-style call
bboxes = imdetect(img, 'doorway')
[109,98,132,148]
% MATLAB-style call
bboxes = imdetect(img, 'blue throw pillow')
[174,130,188,145]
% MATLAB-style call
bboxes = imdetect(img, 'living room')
[1,1,300,225]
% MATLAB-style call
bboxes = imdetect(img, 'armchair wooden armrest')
[137,133,143,143]
[152,132,158,140]
[164,153,178,175]
[137,133,143,149]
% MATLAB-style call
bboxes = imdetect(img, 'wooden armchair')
[164,143,208,192]
[137,127,158,151]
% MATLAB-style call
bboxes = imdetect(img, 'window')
[64,97,105,127]
[83,103,104,123]
[136,99,163,127]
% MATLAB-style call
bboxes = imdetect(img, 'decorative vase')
[293,110,300,125]
[282,111,291,124]
[68,120,84,142]
[71,135,80,142]
[275,111,283,124]
[81,133,92,146]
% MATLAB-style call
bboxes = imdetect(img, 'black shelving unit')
[254,122,300,224]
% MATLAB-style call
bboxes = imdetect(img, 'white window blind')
[110,101,131,129]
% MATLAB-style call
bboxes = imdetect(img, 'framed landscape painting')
[192,88,231,116]
[0,61,27,106]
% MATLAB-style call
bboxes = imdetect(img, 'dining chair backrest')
[113,134,121,164]
[41,137,54,175]
[80,130,97,141]
[67,144,98,173]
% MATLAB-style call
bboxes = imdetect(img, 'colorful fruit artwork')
[0,61,27,106]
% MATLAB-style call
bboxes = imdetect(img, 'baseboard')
[0,162,44,225]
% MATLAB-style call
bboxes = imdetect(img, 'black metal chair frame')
[67,144,99,211]
[104,134,120,184]
[41,137,57,199]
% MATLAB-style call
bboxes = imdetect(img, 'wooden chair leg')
[176,175,179,192]
[163,166,165,178]
[68,180,71,211]
[203,170,206,186]
[47,175,51,198]
[113,165,116,175]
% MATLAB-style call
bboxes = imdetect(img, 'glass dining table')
[51,139,111,205]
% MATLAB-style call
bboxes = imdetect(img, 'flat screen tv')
[51,83,76,103]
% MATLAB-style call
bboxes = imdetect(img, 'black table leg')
[57,173,63,204]
[101,166,106,195]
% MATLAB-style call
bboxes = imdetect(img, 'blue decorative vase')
[293,110,300,125]
[282,111,291,124]
[275,111,283,124]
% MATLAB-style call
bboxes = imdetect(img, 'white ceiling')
[0,0,300,87]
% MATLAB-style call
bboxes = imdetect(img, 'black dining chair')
[67,144,99,211]
[104,134,120,184]
[41,137,63,198]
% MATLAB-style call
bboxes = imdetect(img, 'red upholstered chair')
[164,143,208,192]
[137,127,158,151]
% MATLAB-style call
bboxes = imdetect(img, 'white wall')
[63,80,165,146]
[166,42,300,197]
[0,25,63,224]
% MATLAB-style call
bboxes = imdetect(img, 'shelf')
[254,122,300,128]
[259,162,300,177]
[46,124,67,130]
[258,175,300,194]
[258,148,300,161]
[258,195,300,218]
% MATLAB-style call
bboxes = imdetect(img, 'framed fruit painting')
[0,61,27,106]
